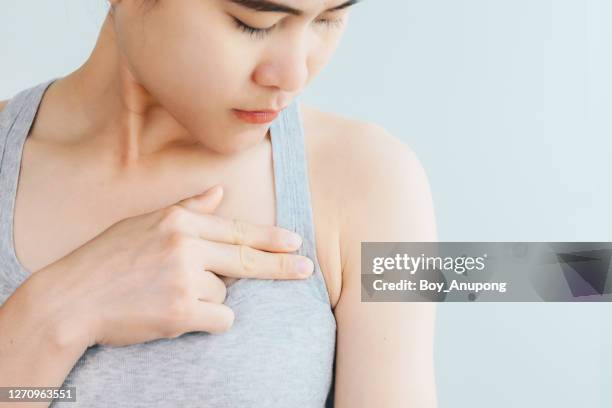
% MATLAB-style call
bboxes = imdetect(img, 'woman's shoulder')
[0,99,7,113]
[299,103,417,194]
[298,103,426,308]
[299,103,409,160]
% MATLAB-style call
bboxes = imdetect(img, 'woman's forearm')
[0,266,89,408]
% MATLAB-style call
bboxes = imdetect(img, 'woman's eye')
[233,16,345,40]
[232,17,274,40]
[316,18,345,30]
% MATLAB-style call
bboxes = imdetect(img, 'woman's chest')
[11,138,341,306]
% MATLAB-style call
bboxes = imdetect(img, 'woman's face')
[109,0,356,154]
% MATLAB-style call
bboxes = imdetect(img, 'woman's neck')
[35,12,198,168]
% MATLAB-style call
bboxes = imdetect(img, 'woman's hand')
[26,185,313,349]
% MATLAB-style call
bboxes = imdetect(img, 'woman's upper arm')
[333,124,438,408]
[0,100,7,113]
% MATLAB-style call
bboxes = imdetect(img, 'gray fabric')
[0,79,337,407]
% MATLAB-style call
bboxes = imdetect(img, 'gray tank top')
[0,79,337,407]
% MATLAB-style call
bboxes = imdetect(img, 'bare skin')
[0,0,438,406]
[3,88,343,305]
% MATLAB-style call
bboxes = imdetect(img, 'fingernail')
[286,233,303,249]
[296,257,314,276]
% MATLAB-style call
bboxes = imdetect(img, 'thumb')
[177,185,224,213]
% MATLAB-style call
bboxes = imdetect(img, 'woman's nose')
[253,46,309,93]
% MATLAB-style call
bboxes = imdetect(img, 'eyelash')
[233,16,344,39]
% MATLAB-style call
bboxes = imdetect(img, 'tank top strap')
[0,78,57,289]
[0,79,56,143]
[0,79,56,167]
[268,98,333,308]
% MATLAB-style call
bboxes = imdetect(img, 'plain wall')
[1,1,610,407]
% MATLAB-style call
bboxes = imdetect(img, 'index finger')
[174,208,303,253]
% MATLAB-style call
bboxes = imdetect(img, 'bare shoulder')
[300,103,429,205]
[301,102,418,162]
[0,100,8,113]
[299,103,434,308]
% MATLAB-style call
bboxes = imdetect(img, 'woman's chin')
[200,129,269,156]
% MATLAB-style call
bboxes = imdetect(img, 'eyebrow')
[227,0,361,16]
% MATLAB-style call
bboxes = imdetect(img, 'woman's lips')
[232,109,279,124]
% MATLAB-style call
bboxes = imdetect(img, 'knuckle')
[161,233,193,268]
[278,253,293,277]
[165,204,184,218]
[164,231,188,253]
[239,244,256,274]
[158,205,186,231]
[231,218,247,245]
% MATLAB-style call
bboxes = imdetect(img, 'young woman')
[0,1,438,406]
